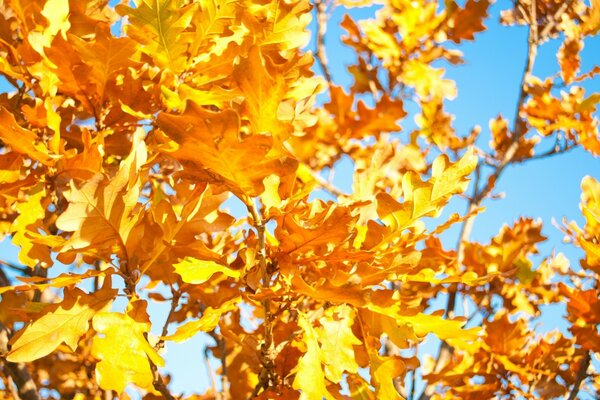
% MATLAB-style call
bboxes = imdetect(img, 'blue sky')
[0,0,599,397]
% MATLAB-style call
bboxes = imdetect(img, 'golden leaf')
[174,257,240,284]
[92,302,164,393]
[292,314,335,400]
[7,279,116,362]
[157,102,297,198]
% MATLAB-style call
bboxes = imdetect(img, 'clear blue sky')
[0,0,598,397]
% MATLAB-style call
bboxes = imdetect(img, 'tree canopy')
[0,0,599,399]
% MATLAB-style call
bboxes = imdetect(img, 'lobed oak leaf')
[234,46,290,143]
[276,201,357,255]
[367,303,479,342]
[55,130,147,259]
[292,314,335,400]
[27,0,70,56]
[367,343,405,399]
[162,297,240,342]
[91,302,164,394]
[174,257,240,284]
[377,149,477,234]
[246,0,311,51]
[157,102,298,198]
[7,278,117,362]
[189,0,241,55]
[317,305,362,383]
[445,0,491,43]
[0,269,107,296]
[10,184,53,268]
[0,107,56,166]
[116,0,195,73]
[430,147,478,202]
[558,37,582,85]
[70,25,139,105]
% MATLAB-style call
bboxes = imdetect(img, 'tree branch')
[566,351,590,400]
[247,202,279,397]
[314,0,333,85]
[539,0,575,40]
[310,169,346,198]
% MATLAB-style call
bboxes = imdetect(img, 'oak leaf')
[7,279,116,362]
[91,302,165,393]
[157,102,297,198]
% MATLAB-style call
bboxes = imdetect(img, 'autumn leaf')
[174,257,240,284]
[92,301,165,393]
[7,279,116,362]
[116,0,195,73]
[157,102,298,198]
[234,46,290,143]
[163,297,240,342]
[367,341,405,399]
[377,149,477,233]
[446,0,491,43]
[317,305,361,383]
[55,129,147,259]
[292,314,335,400]
[0,108,55,166]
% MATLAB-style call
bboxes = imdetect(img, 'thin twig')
[150,362,176,400]
[0,259,28,274]
[204,347,219,396]
[155,288,181,351]
[314,0,333,85]
[311,169,345,197]
[539,0,575,39]
[566,351,590,400]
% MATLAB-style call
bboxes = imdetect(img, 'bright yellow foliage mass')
[0,0,598,399]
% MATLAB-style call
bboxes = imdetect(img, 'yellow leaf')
[368,345,405,400]
[27,0,70,55]
[117,0,195,73]
[55,129,147,257]
[174,257,240,284]
[430,148,477,202]
[7,279,116,362]
[293,314,335,400]
[10,184,51,267]
[377,149,477,233]
[0,270,107,296]
[367,303,479,341]
[92,304,164,394]
[234,46,290,142]
[317,305,361,383]
[162,297,240,342]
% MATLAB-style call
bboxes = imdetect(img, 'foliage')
[0,0,599,399]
